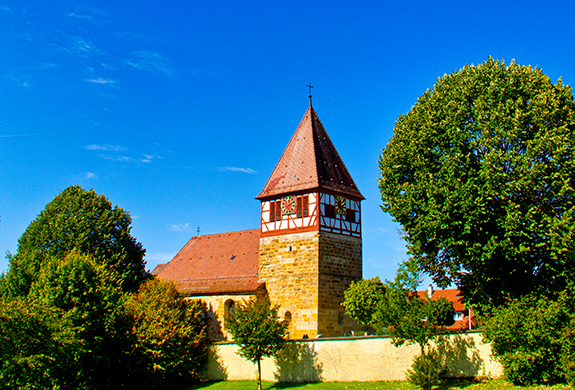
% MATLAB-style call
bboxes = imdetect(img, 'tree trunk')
[257,359,262,390]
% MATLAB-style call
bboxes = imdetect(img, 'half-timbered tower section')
[256,103,364,338]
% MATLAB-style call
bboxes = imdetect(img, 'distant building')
[416,286,475,330]
[153,101,365,340]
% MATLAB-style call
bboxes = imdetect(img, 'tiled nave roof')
[154,229,263,295]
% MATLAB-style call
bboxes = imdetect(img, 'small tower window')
[269,200,281,222]
[346,209,356,223]
[325,204,336,219]
[296,195,309,218]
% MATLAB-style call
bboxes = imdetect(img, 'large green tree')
[378,58,575,308]
[1,185,147,297]
[225,296,288,390]
[28,250,132,389]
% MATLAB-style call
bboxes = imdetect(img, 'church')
[153,99,366,340]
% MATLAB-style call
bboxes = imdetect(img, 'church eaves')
[256,105,364,200]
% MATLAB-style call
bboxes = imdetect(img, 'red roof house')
[416,287,475,330]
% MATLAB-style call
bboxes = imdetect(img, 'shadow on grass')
[270,383,325,389]
[438,378,487,389]
[181,378,493,390]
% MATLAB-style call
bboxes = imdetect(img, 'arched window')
[284,311,292,323]
[224,299,235,318]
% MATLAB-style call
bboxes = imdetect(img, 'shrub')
[560,318,575,385]
[406,351,446,390]
[124,279,210,389]
[482,294,571,385]
[0,298,81,390]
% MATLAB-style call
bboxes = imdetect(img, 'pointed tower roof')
[256,104,364,200]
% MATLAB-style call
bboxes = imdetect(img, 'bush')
[483,294,571,385]
[560,318,575,386]
[406,351,446,390]
[0,298,81,390]
[124,279,210,389]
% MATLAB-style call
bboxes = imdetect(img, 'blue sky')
[2,0,575,282]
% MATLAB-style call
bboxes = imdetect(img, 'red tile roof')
[151,263,167,275]
[155,229,263,295]
[416,288,475,330]
[256,104,364,200]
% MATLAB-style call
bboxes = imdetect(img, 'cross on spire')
[307,83,314,106]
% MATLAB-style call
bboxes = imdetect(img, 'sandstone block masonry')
[259,231,363,338]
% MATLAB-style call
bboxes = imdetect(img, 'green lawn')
[184,379,573,390]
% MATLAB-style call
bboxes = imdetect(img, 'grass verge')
[184,379,574,390]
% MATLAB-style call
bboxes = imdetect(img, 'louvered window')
[296,195,309,218]
[269,200,281,222]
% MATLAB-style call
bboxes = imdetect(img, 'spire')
[256,105,364,200]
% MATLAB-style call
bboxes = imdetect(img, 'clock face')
[281,195,296,215]
[335,196,347,215]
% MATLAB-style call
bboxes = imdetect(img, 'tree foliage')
[225,296,288,390]
[344,262,454,390]
[0,297,81,390]
[378,58,575,307]
[28,250,133,389]
[124,278,210,389]
[344,262,454,354]
[482,293,574,385]
[342,276,386,326]
[2,185,147,297]
[0,186,210,389]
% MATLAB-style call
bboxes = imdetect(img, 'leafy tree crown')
[3,185,147,297]
[379,58,575,308]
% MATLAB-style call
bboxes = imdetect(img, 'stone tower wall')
[259,231,363,338]
[318,232,363,336]
[259,232,321,339]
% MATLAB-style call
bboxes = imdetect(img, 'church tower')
[256,102,364,338]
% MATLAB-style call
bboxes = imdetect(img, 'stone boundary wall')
[203,332,502,382]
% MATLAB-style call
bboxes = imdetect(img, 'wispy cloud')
[1,6,12,12]
[84,77,119,86]
[74,171,97,181]
[66,12,93,20]
[217,166,257,174]
[1,73,31,88]
[126,51,174,77]
[35,62,61,70]
[140,154,162,163]
[0,133,43,138]
[65,4,107,23]
[71,37,100,58]
[169,223,191,232]
[97,155,132,162]
[116,31,161,43]
[86,144,126,152]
